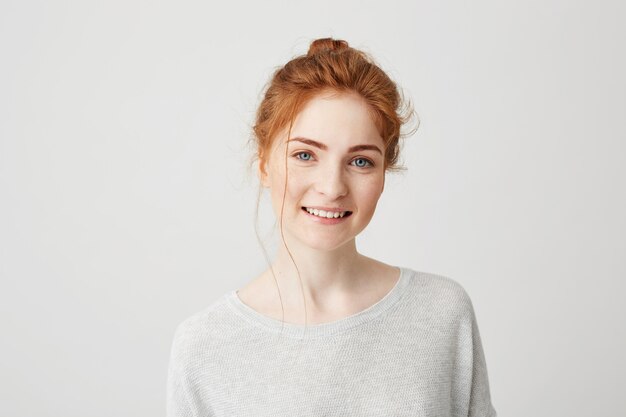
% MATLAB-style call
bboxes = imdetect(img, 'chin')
[295,235,355,252]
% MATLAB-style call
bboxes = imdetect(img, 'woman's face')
[259,90,386,252]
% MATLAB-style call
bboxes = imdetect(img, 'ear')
[258,159,270,188]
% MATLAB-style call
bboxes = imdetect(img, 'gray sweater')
[166,266,497,416]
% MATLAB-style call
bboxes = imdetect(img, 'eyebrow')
[287,137,382,155]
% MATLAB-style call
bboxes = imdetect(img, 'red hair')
[252,38,415,173]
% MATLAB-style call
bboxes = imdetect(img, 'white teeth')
[305,207,348,218]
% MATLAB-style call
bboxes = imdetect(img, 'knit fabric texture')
[166,266,497,417]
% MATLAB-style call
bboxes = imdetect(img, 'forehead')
[292,91,380,140]
[272,91,383,153]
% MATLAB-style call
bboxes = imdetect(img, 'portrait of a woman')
[166,37,497,417]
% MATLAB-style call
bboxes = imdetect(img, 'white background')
[1,0,624,416]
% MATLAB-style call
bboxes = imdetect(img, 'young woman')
[167,38,497,417]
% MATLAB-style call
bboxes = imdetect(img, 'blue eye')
[295,152,313,161]
[352,158,374,168]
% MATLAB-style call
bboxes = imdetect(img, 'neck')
[267,236,366,311]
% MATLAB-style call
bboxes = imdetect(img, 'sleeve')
[452,287,498,417]
[166,323,197,417]
[467,303,498,417]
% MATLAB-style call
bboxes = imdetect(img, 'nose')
[314,163,348,199]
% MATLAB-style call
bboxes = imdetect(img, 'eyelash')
[292,151,375,168]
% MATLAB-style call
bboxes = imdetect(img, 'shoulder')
[404,268,473,302]
[402,267,476,321]
[169,294,234,365]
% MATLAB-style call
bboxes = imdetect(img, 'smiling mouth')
[301,207,353,219]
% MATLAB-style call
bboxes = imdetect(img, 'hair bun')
[307,38,349,56]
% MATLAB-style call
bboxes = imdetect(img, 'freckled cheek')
[286,177,309,200]
[268,173,286,210]
[270,175,307,206]
[358,179,385,210]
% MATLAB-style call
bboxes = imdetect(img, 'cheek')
[268,165,306,207]
[284,176,308,203]
[357,176,385,207]
[269,179,287,210]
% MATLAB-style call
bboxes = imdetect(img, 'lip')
[301,206,352,212]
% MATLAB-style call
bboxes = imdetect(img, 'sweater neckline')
[225,266,411,339]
